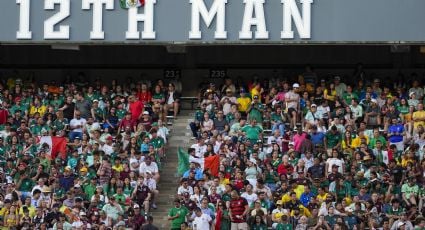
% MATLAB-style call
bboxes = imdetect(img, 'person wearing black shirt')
[60,95,75,121]
[307,158,325,180]
[141,216,159,230]
[45,203,61,228]
[285,192,301,211]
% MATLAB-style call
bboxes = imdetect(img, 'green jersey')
[342,92,359,105]
[150,137,164,149]
[242,125,263,141]
[168,206,189,229]
[275,223,293,230]
[116,109,126,120]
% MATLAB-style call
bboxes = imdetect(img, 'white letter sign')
[189,0,227,39]
[44,0,70,39]
[281,0,313,39]
[239,0,269,40]
[82,0,114,40]
[126,0,156,40]
[16,0,32,39]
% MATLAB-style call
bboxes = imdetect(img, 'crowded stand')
[0,77,178,229]
[0,71,425,230]
[173,73,425,230]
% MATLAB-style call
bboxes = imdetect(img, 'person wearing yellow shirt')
[290,205,311,217]
[112,158,124,173]
[351,130,369,149]
[19,197,36,218]
[316,187,329,205]
[29,97,47,117]
[0,199,12,217]
[251,83,263,103]
[236,89,251,116]
[413,103,425,129]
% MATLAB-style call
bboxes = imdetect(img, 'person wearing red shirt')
[137,83,152,105]
[118,112,137,134]
[128,95,144,122]
[229,190,249,230]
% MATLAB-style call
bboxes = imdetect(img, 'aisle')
[150,111,194,229]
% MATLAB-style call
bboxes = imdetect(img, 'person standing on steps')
[168,198,189,230]
[141,216,159,230]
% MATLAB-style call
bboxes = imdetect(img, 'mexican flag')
[177,147,190,176]
[189,154,220,177]
[120,0,145,9]
[178,147,220,177]
[38,136,67,160]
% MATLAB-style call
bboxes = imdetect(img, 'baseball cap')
[253,95,259,99]
[397,222,406,227]
[311,104,317,107]
[133,204,140,209]
[143,111,149,115]
[334,76,341,80]
[292,83,300,88]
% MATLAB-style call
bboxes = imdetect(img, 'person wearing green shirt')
[325,126,341,154]
[368,129,387,149]
[242,119,263,143]
[342,85,359,106]
[168,199,189,230]
[113,187,127,210]
[10,100,27,118]
[116,104,127,120]
[83,178,97,201]
[275,215,293,230]
[150,134,164,149]
[101,197,124,221]
[401,178,419,205]
[248,95,265,123]
[50,94,64,111]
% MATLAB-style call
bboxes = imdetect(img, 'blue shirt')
[310,132,325,146]
[140,143,149,153]
[182,168,204,181]
[388,124,404,143]
[300,192,314,207]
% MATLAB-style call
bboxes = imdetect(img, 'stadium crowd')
[0,76,182,229]
[171,71,425,230]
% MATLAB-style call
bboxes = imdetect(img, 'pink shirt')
[293,133,307,152]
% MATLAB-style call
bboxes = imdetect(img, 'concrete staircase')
[150,111,194,229]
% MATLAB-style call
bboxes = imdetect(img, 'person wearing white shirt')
[69,111,86,141]
[101,136,114,156]
[130,154,144,172]
[241,184,258,207]
[191,139,207,158]
[192,207,212,230]
[177,179,194,197]
[138,157,159,181]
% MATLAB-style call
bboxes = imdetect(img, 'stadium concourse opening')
[2,44,425,230]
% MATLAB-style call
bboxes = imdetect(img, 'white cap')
[397,222,406,227]
[133,204,140,209]
[311,104,317,107]
[292,83,300,88]
[344,207,353,212]
[143,111,150,115]
[371,99,377,103]
[79,211,86,216]
[409,91,415,97]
